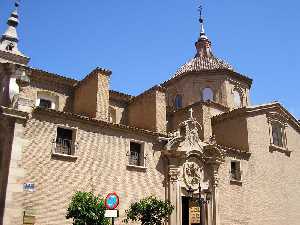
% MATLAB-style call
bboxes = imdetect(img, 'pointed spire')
[0,1,29,65]
[198,6,207,40]
[195,5,213,58]
[2,1,20,46]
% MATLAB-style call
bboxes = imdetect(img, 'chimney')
[127,85,167,133]
[73,67,111,120]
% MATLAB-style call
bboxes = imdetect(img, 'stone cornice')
[218,144,251,160]
[0,106,28,121]
[128,85,166,104]
[212,102,300,133]
[161,69,253,88]
[28,67,77,86]
[109,90,133,102]
[74,67,112,88]
[167,100,229,116]
[34,107,167,138]
[0,50,30,65]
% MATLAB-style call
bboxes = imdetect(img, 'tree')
[66,191,109,225]
[124,196,174,225]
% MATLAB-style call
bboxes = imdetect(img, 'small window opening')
[230,161,241,181]
[202,88,214,102]
[129,142,142,166]
[39,99,52,109]
[175,95,182,110]
[55,127,74,155]
[6,43,14,51]
[272,123,284,147]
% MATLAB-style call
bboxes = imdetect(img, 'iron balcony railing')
[129,151,140,166]
[54,138,73,155]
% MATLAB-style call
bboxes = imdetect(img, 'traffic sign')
[105,210,118,218]
[105,192,119,210]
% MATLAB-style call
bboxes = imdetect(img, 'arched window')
[6,43,14,51]
[202,87,214,102]
[175,95,182,109]
[233,90,242,107]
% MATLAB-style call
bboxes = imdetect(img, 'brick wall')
[217,114,300,225]
[213,115,249,151]
[20,113,166,225]
[127,87,166,133]
[74,69,110,121]
[96,72,110,121]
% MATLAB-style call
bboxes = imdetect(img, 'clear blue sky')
[1,0,299,118]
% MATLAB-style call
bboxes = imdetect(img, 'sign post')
[104,192,119,225]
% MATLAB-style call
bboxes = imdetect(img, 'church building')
[1,2,300,225]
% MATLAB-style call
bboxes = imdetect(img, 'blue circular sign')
[105,193,119,209]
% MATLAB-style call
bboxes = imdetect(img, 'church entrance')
[182,196,201,225]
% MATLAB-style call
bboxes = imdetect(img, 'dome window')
[6,43,14,51]
[202,87,213,102]
[175,95,182,110]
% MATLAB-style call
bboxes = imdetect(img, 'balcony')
[55,138,72,155]
[52,138,77,160]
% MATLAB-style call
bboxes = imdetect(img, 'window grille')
[55,128,74,155]
[39,99,52,109]
[129,142,142,166]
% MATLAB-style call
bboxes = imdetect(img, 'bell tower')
[0,1,30,65]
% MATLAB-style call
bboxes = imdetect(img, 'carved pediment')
[161,108,205,154]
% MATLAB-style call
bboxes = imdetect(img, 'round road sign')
[105,192,119,209]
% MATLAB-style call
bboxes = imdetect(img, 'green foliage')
[66,191,109,225]
[124,196,174,225]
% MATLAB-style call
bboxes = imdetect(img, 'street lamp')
[187,183,210,225]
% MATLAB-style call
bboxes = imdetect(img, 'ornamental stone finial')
[0,0,30,65]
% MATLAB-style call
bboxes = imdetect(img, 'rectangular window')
[39,99,52,109]
[272,123,284,147]
[230,161,242,181]
[129,142,142,166]
[55,127,74,155]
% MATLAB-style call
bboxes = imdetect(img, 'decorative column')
[210,163,221,225]
[164,150,185,225]
[168,165,181,225]
[204,138,225,225]
[0,108,28,225]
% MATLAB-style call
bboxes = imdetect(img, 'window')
[6,43,14,51]
[267,113,291,156]
[36,91,59,110]
[55,127,75,155]
[39,99,52,109]
[230,161,242,182]
[233,90,242,107]
[175,95,182,110]
[271,122,284,148]
[128,141,145,167]
[202,87,213,102]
